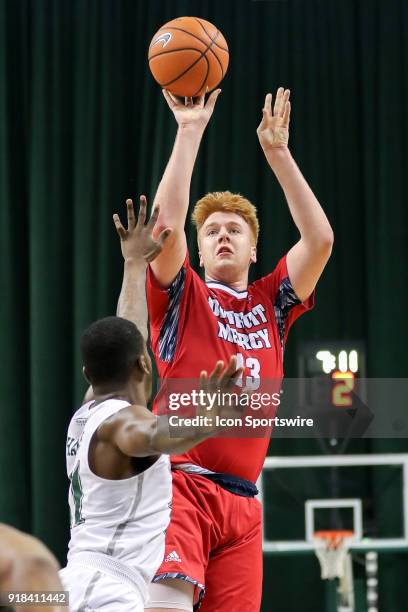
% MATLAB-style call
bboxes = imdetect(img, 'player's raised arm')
[83,197,170,404]
[113,196,171,340]
[257,87,334,302]
[150,89,221,288]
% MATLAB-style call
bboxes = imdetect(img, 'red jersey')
[147,254,313,482]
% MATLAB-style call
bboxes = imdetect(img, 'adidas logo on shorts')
[165,550,182,563]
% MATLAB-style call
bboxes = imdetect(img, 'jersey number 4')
[69,463,85,527]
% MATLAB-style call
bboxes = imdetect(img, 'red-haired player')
[145,88,333,611]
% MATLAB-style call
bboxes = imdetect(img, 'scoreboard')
[297,341,366,409]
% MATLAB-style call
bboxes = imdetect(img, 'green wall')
[1,1,407,609]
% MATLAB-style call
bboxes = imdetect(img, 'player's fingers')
[273,87,284,116]
[146,205,160,231]
[197,92,206,108]
[184,96,193,107]
[281,89,290,115]
[225,368,244,394]
[113,214,127,241]
[282,100,291,128]
[205,88,221,113]
[126,198,137,229]
[157,227,172,246]
[226,354,238,373]
[144,230,172,263]
[208,360,224,382]
[145,238,167,262]
[263,92,273,117]
[200,370,209,393]
[162,89,176,109]
[232,367,244,381]
[218,356,239,384]
[257,109,269,132]
[169,91,183,106]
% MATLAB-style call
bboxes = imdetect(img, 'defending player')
[59,199,242,611]
[145,88,334,611]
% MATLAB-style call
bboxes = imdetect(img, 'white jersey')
[63,399,172,601]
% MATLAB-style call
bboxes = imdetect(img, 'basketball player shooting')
[144,88,334,611]
[59,199,243,611]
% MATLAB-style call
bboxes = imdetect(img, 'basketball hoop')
[313,530,355,612]
[313,530,354,579]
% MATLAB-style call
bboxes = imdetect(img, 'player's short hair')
[80,316,144,386]
[191,191,259,245]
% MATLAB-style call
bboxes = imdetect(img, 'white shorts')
[60,564,144,611]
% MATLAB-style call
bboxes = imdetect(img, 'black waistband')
[201,472,258,498]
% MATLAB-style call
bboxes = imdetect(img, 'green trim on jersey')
[70,463,85,527]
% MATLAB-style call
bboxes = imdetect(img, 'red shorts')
[153,470,263,611]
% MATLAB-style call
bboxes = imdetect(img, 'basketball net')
[313,530,355,612]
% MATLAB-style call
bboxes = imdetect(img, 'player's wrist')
[177,120,207,136]
[261,143,289,156]
[123,258,148,271]
[262,144,292,169]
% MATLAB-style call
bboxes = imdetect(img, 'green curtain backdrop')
[1,1,407,610]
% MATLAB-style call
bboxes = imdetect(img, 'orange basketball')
[148,16,229,98]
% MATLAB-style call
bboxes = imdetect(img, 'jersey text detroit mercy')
[208,297,271,350]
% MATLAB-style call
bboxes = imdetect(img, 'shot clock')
[297,341,366,410]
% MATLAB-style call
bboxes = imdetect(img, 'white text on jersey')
[208,298,271,350]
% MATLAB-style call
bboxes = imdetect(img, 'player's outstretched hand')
[113,196,171,264]
[199,356,244,427]
[162,88,221,130]
[257,87,290,150]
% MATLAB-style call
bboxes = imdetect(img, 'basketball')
[148,16,229,98]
